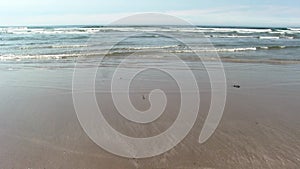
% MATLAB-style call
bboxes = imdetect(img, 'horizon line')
[0,24,299,28]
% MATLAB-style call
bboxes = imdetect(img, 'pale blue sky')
[0,0,299,26]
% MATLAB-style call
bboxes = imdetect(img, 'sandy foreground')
[0,62,299,169]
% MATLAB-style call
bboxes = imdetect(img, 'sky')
[0,0,299,27]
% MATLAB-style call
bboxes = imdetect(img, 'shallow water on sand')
[0,61,299,168]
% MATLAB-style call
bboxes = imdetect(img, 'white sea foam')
[0,53,103,60]
[256,46,286,50]
[259,36,280,40]
[173,47,257,53]
[235,29,272,33]
[288,28,300,31]
[208,35,255,38]
[1,26,299,36]
[0,27,265,34]
[19,44,88,50]
[173,45,294,53]
[127,45,178,50]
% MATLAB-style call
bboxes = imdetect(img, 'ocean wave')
[220,57,300,64]
[0,27,147,35]
[235,28,272,33]
[208,35,295,39]
[173,45,300,53]
[1,26,300,36]
[0,54,75,60]
[257,45,300,50]
[256,46,285,50]
[288,28,300,31]
[173,47,257,53]
[1,52,300,65]
[131,34,161,38]
[186,27,272,33]
[207,35,256,38]
[0,27,97,35]
[3,44,299,61]
[115,46,258,53]
[19,44,88,50]
[0,53,103,60]
[125,45,178,50]
[259,36,280,39]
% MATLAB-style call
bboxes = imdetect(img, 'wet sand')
[0,62,299,169]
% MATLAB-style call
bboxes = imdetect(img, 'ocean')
[1,25,300,67]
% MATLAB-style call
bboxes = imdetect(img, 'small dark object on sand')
[142,95,146,100]
[233,84,241,88]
